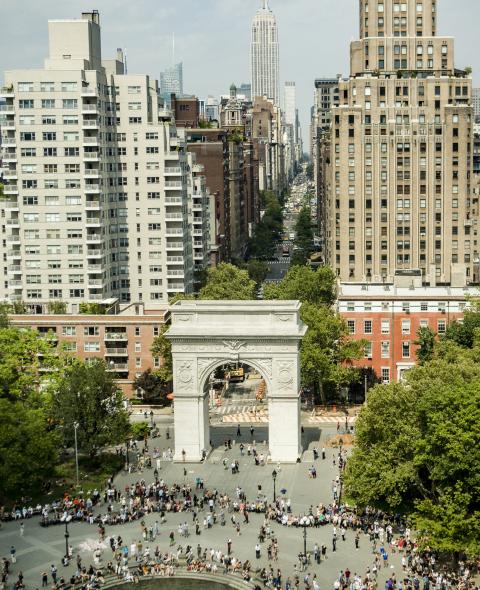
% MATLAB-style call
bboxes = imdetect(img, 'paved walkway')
[0,423,403,589]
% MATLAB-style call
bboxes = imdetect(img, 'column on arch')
[172,358,210,462]
[268,357,302,462]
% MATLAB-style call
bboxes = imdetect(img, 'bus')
[228,368,245,383]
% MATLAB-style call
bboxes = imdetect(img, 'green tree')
[263,265,337,307]
[0,327,58,402]
[199,263,256,300]
[264,265,362,402]
[51,360,130,457]
[47,301,67,314]
[305,163,314,181]
[294,206,314,257]
[344,346,480,557]
[444,303,480,348]
[248,191,283,259]
[246,259,269,285]
[133,369,171,405]
[151,323,173,382]
[0,400,58,502]
[414,326,437,364]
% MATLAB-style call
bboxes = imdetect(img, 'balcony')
[165,197,183,205]
[81,88,97,97]
[84,169,100,177]
[88,279,104,286]
[7,250,21,258]
[82,119,99,128]
[2,153,17,163]
[6,234,20,243]
[165,181,183,189]
[0,87,14,97]
[86,235,103,244]
[6,218,20,226]
[1,120,15,128]
[104,332,128,342]
[87,294,104,300]
[86,216,102,226]
[106,363,129,371]
[0,105,14,112]
[82,104,98,113]
[166,242,184,251]
[85,199,101,209]
[3,185,18,194]
[192,204,203,212]
[83,137,99,147]
[167,256,184,263]
[165,228,184,237]
[86,249,103,257]
[84,153,100,162]
[193,229,203,236]
[165,213,183,220]
[8,280,22,287]
[164,167,182,175]
[85,183,101,193]
[167,284,185,292]
[87,265,104,272]
[104,348,128,356]
[4,201,19,209]
[166,270,185,278]
[7,265,21,272]
[165,152,180,161]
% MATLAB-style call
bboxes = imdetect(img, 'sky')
[1,0,480,145]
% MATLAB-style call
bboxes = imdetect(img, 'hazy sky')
[1,0,480,142]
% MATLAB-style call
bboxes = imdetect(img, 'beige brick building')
[320,0,475,287]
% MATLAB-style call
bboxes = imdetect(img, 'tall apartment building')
[472,88,480,122]
[251,0,280,105]
[312,77,341,236]
[0,12,206,312]
[320,0,475,287]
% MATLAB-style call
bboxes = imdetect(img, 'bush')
[79,302,106,315]
[130,421,151,440]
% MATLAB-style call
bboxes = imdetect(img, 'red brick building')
[338,280,475,384]
[9,305,166,397]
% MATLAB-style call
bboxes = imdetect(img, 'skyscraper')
[160,62,183,106]
[284,81,296,139]
[320,0,474,287]
[251,0,279,105]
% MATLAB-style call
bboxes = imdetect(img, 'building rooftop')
[338,283,479,300]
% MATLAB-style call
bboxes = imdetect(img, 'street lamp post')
[299,515,309,556]
[73,422,79,487]
[271,469,277,503]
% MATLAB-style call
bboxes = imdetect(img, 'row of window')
[344,301,464,312]
[347,318,447,335]
[15,82,144,94]
[19,288,170,301]
[363,340,412,359]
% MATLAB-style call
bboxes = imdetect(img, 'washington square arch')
[166,300,307,463]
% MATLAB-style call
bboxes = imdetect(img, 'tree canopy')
[133,369,171,405]
[50,360,130,457]
[199,263,256,300]
[263,265,337,307]
[344,343,480,557]
[248,191,283,259]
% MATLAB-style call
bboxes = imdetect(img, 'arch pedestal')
[166,301,307,463]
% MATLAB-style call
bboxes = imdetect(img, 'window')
[62,326,77,336]
[84,342,100,352]
[42,114,57,124]
[135,342,141,352]
[364,341,372,359]
[347,320,356,334]
[41,98,55,108]
[402,342,410,358]
[135,326,141,336]
[153,326,160,337]
[63,342,77,352]
[61,82,77,92]
[381,341,390,358]
[437,320,446,334]
[45,213,60,223]
[62,99,78,109]
[381,368,390,384]
[84,326,99,336]
[135,358,142,368]
[401,319,411,335]
[381,320,390,334]
[68,245,83,254]
[364,320,373,334]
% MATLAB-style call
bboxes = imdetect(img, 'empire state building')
[250,0,279,105]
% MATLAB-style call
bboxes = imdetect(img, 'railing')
[84,169,100,176]
[86,217,101,224]
[4,201,19,208]
[1,138,16,145]
[82,119,98,127]
[1,121,15,128]
[106,363,129,370]
[82,104,98,111]
[6,219,20,225]
[165,214,183,220]
[7,250,21,257]
[165,181,183,188]
[86,250,102,256]
[3,185,18,192]
[7,265,21,272]
[165,198,182,204]
[88,279,104,286]
[0,105,14,112]
[167,256,184,262]
[164,167,182,174]
[8,280,22,286]
[6,234,20,242]
[165,228,184,235]
[104,333,128,341]
[166,242,184,249]
[85,183,101,191]
[104,348,128,355]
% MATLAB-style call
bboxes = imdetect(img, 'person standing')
[237,424,241,437]
[19,522,24,536]
[255,543,261,559]
[227,538,232,555]
[41,572,48,587]
[10,546,16,564]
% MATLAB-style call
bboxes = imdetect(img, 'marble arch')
[165,300,307,463]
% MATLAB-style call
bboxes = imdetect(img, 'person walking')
[237,424,241,437]
[19,522,24,537]
[227,538,232,555]
[10,546,16,564]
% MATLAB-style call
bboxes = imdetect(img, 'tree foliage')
[414,326,437,364]
[248,191,283,259]
[199,263,256,300]
[264,265,362,401]
[344,344,480,557]
[0,400,58,502]
[133,369,171,405]
[293,206,314,260]
[51,360,130,457]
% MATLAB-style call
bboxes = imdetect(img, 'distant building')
[250,0,279,105]
[160,62,183,106]
[473,88,480,121]
[238,83,252,102]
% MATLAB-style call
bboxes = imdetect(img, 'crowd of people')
[1,427,479,590]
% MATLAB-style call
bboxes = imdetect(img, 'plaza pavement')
[0,422,403,589]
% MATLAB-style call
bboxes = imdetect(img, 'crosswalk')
[269,258,290,264]
[210,402,260,416]
[308,416,357,424]
[223,410,269,424]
